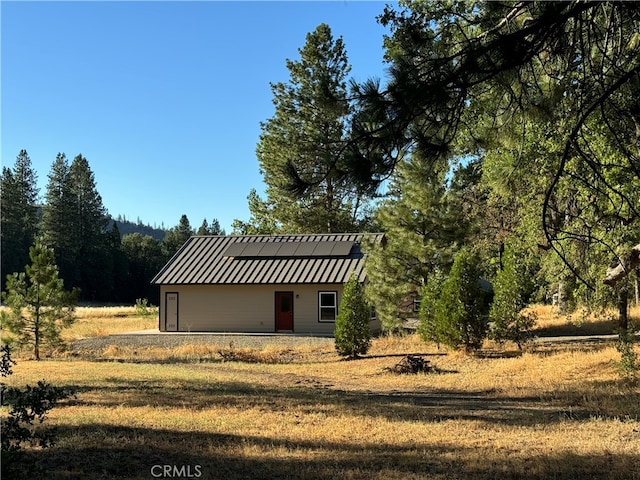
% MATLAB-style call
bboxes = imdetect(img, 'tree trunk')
[34,322,40,361]
[34,288,41,361]
[325,177,335,233]
[603,244,640,329]
[618,284,629,331]
[557,281,567,314]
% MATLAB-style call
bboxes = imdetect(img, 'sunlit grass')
[1,305,156,344]
[75,305,139,318]
[528,304,640,336]
[3,333,639,480]
[61,306,157,341]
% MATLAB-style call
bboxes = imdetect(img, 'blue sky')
[1,1,393,232]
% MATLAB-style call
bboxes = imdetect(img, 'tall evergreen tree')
[1,150,40,290]
[256,23,372,233]
[41,154,111,300]
[196,218,225,236]
[69,154,111,300]
[41,153,78,289]
[365,156,463,331]
[163,214,194,258]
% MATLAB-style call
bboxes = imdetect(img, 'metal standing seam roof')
[151,233,384,285]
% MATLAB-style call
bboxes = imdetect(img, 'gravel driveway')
[70,330,335,353]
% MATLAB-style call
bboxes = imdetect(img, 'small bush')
[135,298,158,317]
[1,345,75,476]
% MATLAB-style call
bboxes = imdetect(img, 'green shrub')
[135,298,158,317]
[335,277,371,358]
[488,247,536,349]
[417,268,446,346]
[616,323,638,380]
[419,249,488,351]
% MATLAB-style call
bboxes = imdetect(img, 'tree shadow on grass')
[474,349,524,359]
[6,424,639,480]
[365,352,449,359]
[534,318,618,337]
[56,375,623,427]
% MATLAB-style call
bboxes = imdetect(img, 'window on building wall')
[412,299,421,313]
[318,291,337,322]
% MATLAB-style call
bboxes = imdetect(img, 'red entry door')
[275,292,294,331]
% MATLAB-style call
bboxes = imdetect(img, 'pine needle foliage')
[334,277,371,358]
[417,268,446,347]
[257,23,373,233]
[488,246,537,349]
[1,238,78,360]
[419,248,487,351]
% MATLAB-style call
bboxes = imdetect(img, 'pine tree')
[0,150,40,291]
[1,238,78,360]
[69,154,111,300]
[197,219,211,236]
[334,276,371,358]
[42,153,79,289]
[163,214,194,258]
[231,189,280,235]
[196,218,225,235]
[417,268,446,346]
[422,248,488,351]
[257,23,371,233]
[365,156,462,331]
[41,153,111,300]
[488,246,536,349]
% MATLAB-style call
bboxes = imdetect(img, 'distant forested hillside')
[110,216,167,241]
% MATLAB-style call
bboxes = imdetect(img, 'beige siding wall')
[158,284,347,334]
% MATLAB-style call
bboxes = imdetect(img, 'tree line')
[3,4,639,348]
[234,6,639,353]
[1,150,223,304]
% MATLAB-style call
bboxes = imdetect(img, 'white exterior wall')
[158,284,347,334]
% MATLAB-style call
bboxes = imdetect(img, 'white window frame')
[318,291,337,322]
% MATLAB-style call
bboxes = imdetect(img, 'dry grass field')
[2,305,640,479]
[61,306,158,341]
[529,304,634,337]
